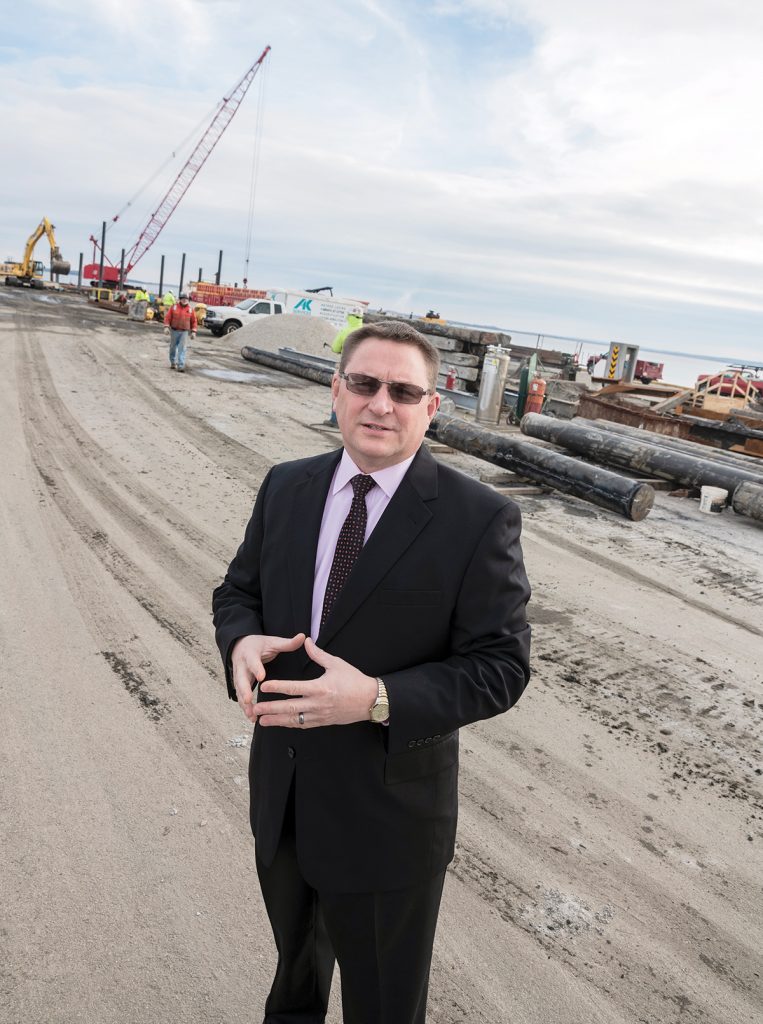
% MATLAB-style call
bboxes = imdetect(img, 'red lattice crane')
[85,46,270,285]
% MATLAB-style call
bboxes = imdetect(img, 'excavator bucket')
[50,248,70,276]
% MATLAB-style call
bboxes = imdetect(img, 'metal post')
[198,266,202,283]
[179,252,186,294]
[119,249,125,289]
[97,221,106,289]
[158,255,165,299]
[215,249,223,285]
[77,253,83,288]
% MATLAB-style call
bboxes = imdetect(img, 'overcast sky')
[2,0,762,359]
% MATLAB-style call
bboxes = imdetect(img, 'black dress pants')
[255,787,446,1024]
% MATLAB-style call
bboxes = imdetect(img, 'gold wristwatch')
[369,677,390,723]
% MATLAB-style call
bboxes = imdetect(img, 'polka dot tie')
[321,474,376,630]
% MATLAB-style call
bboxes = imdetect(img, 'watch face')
[370,702,389,723]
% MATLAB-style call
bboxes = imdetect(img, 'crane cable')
[242,57,269,285]
[105,94,226,235]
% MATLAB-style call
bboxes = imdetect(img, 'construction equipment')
[4,218,70,288]
[85,47,270,287]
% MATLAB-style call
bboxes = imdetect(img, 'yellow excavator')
[3,218,70,288]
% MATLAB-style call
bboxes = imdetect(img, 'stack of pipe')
[520,414,763,523]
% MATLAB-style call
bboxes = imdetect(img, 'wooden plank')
[651,388,694,413]
[443,351,480,367]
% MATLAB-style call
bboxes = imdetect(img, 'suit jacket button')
[287,746,296,759]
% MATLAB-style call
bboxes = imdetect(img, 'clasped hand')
[231,633,377,729]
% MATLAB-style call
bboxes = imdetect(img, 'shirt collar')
[333,449,416,499]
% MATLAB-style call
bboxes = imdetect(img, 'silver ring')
[298,712,305,726]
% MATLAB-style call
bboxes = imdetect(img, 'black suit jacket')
[213,445,531,892]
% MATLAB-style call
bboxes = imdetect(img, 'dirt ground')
[2,288,761,1024]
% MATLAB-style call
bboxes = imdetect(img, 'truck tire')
[209,327,223,338]
[222,320,241,335]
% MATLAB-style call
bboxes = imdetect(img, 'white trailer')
[204,289,366,336]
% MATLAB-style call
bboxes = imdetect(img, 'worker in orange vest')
[164,291,197,372]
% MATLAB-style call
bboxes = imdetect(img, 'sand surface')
[2,290,761,1024]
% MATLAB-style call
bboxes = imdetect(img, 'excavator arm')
[22,218,70,277]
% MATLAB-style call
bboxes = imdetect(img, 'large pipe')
[158,255,165,299]
[179,252,186,294]
[574,417,763,480]
[216,249,223,285]
[77,253,83,288]
[428,414,654,521]
[239,347,654,520]
[522,413,763,496]
[731,481,763,522]
[241,346,335,387]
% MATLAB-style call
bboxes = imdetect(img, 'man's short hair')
[339,320,441,389]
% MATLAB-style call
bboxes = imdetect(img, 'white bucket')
[699,485,728,513]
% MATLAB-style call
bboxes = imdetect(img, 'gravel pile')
[235,314,338,359]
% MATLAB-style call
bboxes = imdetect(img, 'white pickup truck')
[204,289,365,336]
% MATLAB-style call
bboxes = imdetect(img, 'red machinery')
[634,359,664,384]
[695,367,763,398]
[85,47,270,286]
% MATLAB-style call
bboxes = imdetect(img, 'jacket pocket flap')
[384,732,458,784]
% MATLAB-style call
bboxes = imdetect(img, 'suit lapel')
[318,446,439,647]
[287,450,342,636]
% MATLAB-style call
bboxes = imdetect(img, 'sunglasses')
[338,372,433,406]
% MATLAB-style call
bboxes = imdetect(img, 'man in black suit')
[213,320,531,1023]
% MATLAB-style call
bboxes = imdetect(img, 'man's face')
[332,338,440,473]
[180,297,188,305]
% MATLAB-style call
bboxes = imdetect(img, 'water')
[439,318,761,388]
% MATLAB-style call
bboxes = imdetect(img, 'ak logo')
[293,298,312,312]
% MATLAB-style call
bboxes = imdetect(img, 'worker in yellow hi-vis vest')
[326,311,364,426]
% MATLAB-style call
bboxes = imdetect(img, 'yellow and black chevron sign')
[608,345,620,378]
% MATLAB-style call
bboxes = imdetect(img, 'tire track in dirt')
[18,346,219,680]
[17,330,222,676]
[14,309,251,820]
[453,730,762,1024]
[21,328,231,573]
[80,332,276,490]
[525,523,762,639]
[528,620,763,817]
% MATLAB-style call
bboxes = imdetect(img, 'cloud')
[1,0,762,359]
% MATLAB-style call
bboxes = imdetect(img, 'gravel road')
[2,289,761,1024]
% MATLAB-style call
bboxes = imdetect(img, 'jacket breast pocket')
[379,589,442,607]
[384,732,458,784]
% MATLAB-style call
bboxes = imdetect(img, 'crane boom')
[127,46,270,273]
[85,47,270,285]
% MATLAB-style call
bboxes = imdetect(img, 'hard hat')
[179,291,189,299]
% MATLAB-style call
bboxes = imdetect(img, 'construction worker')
[325,310,364,425]
[162,289,176,313]
[164,291,197,372]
